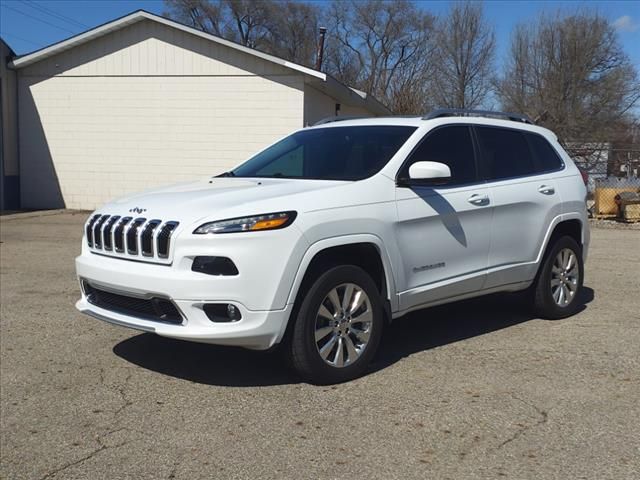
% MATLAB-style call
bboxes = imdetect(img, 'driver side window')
[403,126,477,186]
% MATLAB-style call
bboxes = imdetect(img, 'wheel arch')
[286,235,398,313]
[536,214,586,266]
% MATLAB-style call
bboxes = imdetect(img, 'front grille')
[83,282,182,325]
[85,214,179,263]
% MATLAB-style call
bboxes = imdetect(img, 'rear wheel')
[288,265,384,384]
[532,236,584,319]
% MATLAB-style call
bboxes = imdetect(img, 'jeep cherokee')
[76,109,590,384]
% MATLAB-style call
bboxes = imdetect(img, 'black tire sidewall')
[291,265,384,384]
[535,236,584,318]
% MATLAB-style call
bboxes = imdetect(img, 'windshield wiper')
[216,171,236,177]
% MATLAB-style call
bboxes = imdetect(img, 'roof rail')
[423,108,533,124]
[313,115,369,126]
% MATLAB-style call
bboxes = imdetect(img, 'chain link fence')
[566,144,640,221]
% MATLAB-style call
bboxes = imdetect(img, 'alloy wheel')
[550,248,579,307]
[314,283,373,368]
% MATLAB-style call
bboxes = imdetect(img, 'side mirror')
[407,161,451,184]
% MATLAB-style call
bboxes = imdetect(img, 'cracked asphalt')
[1,211,639,479]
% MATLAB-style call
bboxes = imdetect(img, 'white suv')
[76,109,589,384]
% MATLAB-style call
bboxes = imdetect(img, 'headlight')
[193,211,297,234]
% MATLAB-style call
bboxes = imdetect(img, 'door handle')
[538,185,555,195]
[467,194,489,205]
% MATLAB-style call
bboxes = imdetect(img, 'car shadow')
[411,187,468,247]
[372,286,594,373]
[113,287,594,387]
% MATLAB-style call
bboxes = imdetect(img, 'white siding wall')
[341,104,373,117]
[18,20,304,210]
[304,85,336,125]
[20,20,295,77]
[304,84,376,126]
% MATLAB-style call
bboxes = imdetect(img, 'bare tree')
[165,1,640,123]
[497,11,640,146]
[222,0,272,48]
[164,0,319,66]
[263,1,320,66]
[431,1,495,109]
[323,0,435,113]
[164,0,224,36]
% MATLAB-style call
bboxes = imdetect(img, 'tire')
[287,265,384,384]
[532,235,584,319]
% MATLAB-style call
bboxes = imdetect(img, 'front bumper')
[75,247,296,350]
[75,296,291,350]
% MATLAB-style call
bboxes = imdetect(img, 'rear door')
[474,126,564,288]
[394,125,492,311]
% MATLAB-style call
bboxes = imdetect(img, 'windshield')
[231,125,417,181]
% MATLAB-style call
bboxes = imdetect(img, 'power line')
[0,3,77,35]
[21,0,89,29]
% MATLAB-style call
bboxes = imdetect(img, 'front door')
[394,125,492,312]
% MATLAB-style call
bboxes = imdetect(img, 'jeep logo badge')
[129,207,147,214]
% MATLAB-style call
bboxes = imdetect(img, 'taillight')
[578,168,588,186]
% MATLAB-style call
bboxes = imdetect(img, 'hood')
[101,177,347,226]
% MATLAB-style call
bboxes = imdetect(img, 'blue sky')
[1,0,638,69]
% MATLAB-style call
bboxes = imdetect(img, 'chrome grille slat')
[85,214,101,247]
[136,219,146,257]
[114,217,132,253]
[127,218,146,255]
[92,215,110,249]
[157,221,179,259]
[141,220,162,257]
[102,216,120,251]
[122,218,137,255]
[88,214,179,263]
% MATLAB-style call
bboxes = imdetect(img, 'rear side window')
[475,126,536,180]
[526,133,563,172]
[402,126,477,185]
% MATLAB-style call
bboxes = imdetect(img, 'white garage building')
[6,10,389,210]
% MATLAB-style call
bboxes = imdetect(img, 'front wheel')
[532,235,584,319]
[288,265,384,384]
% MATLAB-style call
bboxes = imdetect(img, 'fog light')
[203,303,242,322]
[192,256,238,276]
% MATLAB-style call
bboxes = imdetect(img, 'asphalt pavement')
[1,212,638,479]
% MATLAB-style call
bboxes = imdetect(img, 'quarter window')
[475,126,536,180]
[402,126,477,185]
[526,133,563,172]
